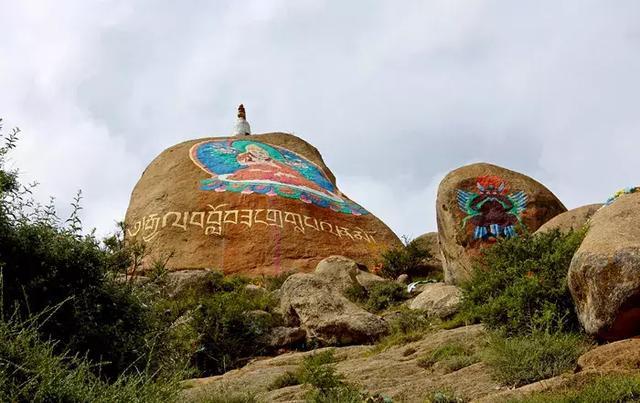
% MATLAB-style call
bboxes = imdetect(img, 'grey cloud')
[1,1,640,238]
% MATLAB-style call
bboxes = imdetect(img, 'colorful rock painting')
[457,175,527,240]
[190,139,368,215]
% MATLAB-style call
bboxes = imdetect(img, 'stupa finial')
[234,104,251,136]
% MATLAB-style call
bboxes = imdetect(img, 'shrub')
[365,282,407,312]
[371,308,433,353]
[345,281,408,313]
[299,350,362,403]
[459,229,586,335]
[483,331,591,387]
[508,373,640,403]
[379,237,432,279]
[425,389,464,403]
[417,342,479,372]
[261,270,296,291]
[268,371,301,390]
[0,316,180,402]
[191,285,278,376]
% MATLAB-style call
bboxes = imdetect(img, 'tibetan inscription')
[127,204,377,244]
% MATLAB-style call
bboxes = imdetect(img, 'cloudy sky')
[1,1,639,239]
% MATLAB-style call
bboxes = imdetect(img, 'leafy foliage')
[459,229,586,335]
[483,331,591,387]
[190,282,278,376]
[371,308,433,353]
[345,281,408,313]
[299,350,363,403]
[417,342,480,372]
[379,236,433,279]
[0,315,180,403]
[509,373,640,403]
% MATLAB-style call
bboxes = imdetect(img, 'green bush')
[483,331,591,387]
[379,237,432,279]
[261,270,296,291]
[345,281,408,313]
[191,284,278,376]
[0,316,180,402]
[371,308,433,353]
[417,342,479,372]
[459,229,586,335]
[0,126,162,379]
[509,373,640,403]
[299,350,363,403]
[268,371,301,390]
[365,282,407,312]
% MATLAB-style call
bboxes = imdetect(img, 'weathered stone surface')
[164,269,215,298]
[577,338,640,371]
[568,192,640,340]
[261,326,307,349]
[355,269,388,290]
[279,273,389,345]
[436,163,566,284]
[412,232,444,273]
[125,133,401,276]
[182,325,496,403]
[535,203,602,235]
[408,283,462,318]
[314,255,360,293]
[396,274,410,285]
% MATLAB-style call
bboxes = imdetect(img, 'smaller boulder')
[355,269,389,290]
[315,255,360,293]
[244,284,268,299]
[408,283,462,319]
[261,327,307,349]
[412,232,444,274]
[577,338,640,372]
[280,273,389,345]
[535,204,602,235]
[396,274,410,285]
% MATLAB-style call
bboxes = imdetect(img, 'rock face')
[125,133,401,276]
[279,272,389,345]
[408,283,462,318]
[412,232,444,274]
[568,192,640,340]
[182,325,494,403]
[436,163,566,284]
[535,203,602,235]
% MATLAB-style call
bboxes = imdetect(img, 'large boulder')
[535,203,602,235]
[568,192,640,340]
[436,163,566,284]
[125,133,402,276]
[279,273,389,345]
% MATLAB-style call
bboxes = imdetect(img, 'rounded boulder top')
[436,162,566,284]
[124,132,402,276]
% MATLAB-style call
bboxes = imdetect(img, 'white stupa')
[233,104,251,136]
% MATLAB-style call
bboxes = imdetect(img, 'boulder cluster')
[126,131,640,341]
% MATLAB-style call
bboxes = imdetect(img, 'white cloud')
[1,1,640,238]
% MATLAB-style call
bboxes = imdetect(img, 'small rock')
[315,255,360,293]
[261,326,307,349]
[408,283,462,318]
[396,274,410,284]
[245,284,268,298]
